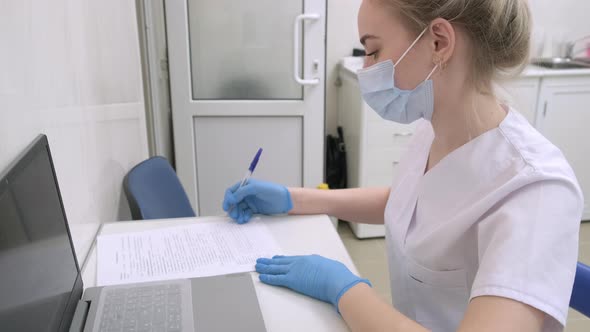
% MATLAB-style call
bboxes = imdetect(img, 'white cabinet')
[337,65,415,238]
[537,76,590,220]
[498,77,540,125]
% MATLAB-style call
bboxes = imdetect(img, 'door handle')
[294,13,320,85]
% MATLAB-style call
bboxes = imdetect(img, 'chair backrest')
[570,262,590,317]
[123,156,196,220]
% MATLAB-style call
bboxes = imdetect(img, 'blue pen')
[229,148,263,212]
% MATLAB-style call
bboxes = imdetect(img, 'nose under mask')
[357,28,438,124]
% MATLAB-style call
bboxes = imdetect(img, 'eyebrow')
[360,34,380,46]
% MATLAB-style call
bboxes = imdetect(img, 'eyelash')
[366,50,379,59]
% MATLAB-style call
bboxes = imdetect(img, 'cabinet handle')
[393,132,412,137]
[543,101,548,118]
[392,161,400,166]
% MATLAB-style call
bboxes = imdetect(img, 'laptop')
[0,135,267,332]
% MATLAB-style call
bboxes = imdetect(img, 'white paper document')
[96,220,282,286]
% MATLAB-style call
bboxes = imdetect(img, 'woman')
[223,0,583,331]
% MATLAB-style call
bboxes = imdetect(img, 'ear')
[429,18,455,65]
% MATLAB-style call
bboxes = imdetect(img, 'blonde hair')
[377,0,531,93]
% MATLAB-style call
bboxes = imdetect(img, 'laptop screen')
[0,135,82,332]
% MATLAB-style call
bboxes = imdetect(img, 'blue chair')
[570,262,590,317]
[123,156,196,220]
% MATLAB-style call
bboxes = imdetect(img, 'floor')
[338,222,590,332]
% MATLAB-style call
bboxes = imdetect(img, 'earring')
[433,56,443,70]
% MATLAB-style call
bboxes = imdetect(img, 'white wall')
[530,0,590,58]
[0,0,148,256]
[530,0,590,43]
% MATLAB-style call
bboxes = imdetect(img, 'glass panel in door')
[187,0,304,100]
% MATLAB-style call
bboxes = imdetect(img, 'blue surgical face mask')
[357,28,438,124]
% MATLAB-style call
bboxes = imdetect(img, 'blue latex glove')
[222,179,293,224]
[255,255,371,312]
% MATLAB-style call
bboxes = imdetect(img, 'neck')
[428,86,506,169]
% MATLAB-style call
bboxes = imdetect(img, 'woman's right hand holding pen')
[222,179,293,224]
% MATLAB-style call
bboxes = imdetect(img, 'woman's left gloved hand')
[255,255,372,312]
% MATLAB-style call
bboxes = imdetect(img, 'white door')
[165,0,326,215]
[537,76,590,220]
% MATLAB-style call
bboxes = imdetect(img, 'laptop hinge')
[68,301,91,332]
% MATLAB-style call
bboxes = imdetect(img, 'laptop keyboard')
[97,283,185,332]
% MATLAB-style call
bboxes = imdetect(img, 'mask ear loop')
[394,27,429,67]
[424,64,439,81]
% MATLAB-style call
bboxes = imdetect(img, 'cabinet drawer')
[364,148,403,186]
[367,121,414,149]
[365,108,416,148]
[365,160,401,187]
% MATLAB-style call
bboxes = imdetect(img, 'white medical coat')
[384,110,583,332]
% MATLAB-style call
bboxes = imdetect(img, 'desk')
[82,215,356,331]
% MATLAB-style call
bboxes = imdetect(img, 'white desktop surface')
[81,214,355,331]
